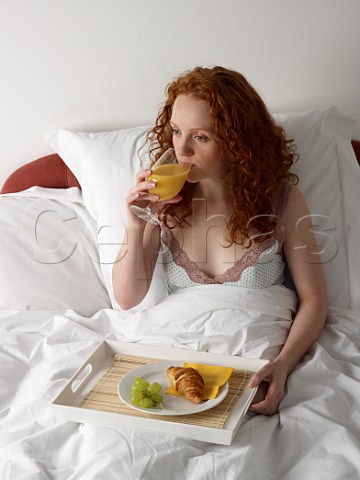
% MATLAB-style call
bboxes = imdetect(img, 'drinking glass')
[130,148,190,224]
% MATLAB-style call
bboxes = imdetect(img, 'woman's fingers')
[248,360,288,415]
[127,169,159,207]
[249,364,270,388]
[249,381,284,415]
[126,191,159,207]
[127,168,182,220]
[135,168,152,183]
[130,180,157,196]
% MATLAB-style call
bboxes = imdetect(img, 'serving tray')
[51,340,267,445]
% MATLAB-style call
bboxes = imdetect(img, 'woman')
[112,66,327,415]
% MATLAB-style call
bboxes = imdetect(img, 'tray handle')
[70,363,93,393]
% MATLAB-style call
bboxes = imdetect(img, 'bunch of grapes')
[130,376,163,408]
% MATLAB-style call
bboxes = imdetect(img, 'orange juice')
[148,163,190,201]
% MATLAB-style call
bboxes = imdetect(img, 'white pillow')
[44,126,167,311]
[275,106,360,309]
[0,188,111,315]
[44,106,360,310]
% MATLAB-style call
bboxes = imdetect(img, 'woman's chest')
[170,217,251,278]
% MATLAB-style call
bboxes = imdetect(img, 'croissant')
[167,366,205,403]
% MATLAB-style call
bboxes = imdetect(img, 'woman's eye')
[195,135,208,142]
[172,129,181,136]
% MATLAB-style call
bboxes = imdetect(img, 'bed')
[1,106,360,479]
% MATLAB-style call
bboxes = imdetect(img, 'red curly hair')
[147,66,298,246]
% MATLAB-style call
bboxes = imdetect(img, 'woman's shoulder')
[286,184,308,209]
[284,184,312,229]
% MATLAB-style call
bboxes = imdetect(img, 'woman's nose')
[177,137,193,157]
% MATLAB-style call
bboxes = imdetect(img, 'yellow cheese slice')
[166,363,234,400]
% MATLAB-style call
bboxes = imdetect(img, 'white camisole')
[160,181,292,293]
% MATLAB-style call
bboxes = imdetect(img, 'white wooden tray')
[51,340,267,445]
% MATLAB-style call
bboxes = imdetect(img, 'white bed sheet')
[1,294,360,479]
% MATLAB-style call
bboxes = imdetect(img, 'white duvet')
[1,282,360,479]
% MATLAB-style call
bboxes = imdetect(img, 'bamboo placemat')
[80,354,254,429]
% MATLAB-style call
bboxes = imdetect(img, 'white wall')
[1,0,360,185]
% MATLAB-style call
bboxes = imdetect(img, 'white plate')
[118,360,229,416]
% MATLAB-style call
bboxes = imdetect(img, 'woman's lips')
[180,162,193,169]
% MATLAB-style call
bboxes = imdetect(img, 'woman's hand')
[126,169,160,226]
[248,359,289,416]
[126,168,182,226]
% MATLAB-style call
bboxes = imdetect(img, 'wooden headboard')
[1,141,360,194]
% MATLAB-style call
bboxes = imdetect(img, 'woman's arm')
[250,186,328,415]
[112,169,162,310]
[112,222,160,310]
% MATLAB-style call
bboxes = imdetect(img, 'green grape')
[148,382,161,394]
[130,391,143,404]
[151,393,163,404]
[131,383,142,392]
[134,377,145,387]
[139,398,154,408]
[130,376,163,408]
[130,389,142,399]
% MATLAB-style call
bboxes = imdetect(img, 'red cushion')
[1,154,80,194]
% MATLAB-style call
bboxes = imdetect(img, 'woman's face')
[170,94,224,183]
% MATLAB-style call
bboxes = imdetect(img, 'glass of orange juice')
[130,148,190,224]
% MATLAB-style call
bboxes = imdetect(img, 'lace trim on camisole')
[161,229,277,284]
[160,180,292,285]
